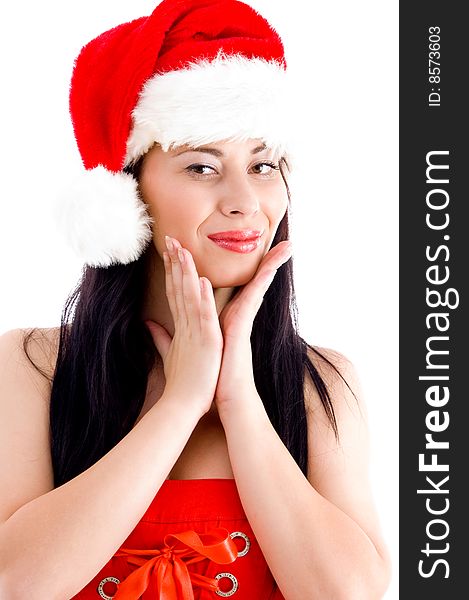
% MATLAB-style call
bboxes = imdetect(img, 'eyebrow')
[174,144,268,158]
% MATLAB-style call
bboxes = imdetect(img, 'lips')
[207,229,263,254]
[207,229,263,242]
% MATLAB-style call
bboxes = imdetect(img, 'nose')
[218,176,260,217]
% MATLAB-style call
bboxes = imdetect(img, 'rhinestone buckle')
[97,576,120,599]
[215,572,238,597]
[230,531,251,557]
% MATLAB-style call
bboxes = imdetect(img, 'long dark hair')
[25,156,342,487]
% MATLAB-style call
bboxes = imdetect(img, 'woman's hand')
[215,241,292,409]
[145,236,223,417]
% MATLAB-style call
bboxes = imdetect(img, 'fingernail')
[177,247,185,263]
[165,236,173,252]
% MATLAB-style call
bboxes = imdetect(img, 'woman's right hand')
[144,236,223,417]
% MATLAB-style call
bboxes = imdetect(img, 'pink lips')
[207,229,263,254]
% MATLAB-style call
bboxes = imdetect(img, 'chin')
[205,270,255,289]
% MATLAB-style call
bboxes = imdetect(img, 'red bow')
[113,528,238,599]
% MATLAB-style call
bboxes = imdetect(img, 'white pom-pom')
[53,166,153,267]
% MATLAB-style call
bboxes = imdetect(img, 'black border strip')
[400,2,467,596]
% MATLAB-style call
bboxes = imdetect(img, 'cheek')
[260,191,288,251]
[266,189,289,226]
[148,194,208,255]
[138,163,208,256]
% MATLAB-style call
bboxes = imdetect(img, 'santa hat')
[56,0,291,267]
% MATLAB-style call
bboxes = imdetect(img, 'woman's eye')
[252,161,280,175]
[185,161,280,178]
[185,164,216,176]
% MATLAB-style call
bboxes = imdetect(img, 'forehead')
[169,139,282,159]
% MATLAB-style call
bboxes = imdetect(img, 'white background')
[0,1,398,598]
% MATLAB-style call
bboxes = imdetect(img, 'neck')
[141,245,235,337]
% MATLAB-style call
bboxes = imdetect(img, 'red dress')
[72,478,285,599]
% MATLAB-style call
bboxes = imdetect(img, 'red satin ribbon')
[112,527,238,599]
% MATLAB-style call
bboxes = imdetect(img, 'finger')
[234,242,292,310]
[178,246,202,322]
[162,251,178,321]
[244,269,277,314]
[257,241,292,275]
[166,236,186,323]
[199,277,219,329]
[259,268,278,287]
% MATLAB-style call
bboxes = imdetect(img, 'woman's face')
[139,139,289,288]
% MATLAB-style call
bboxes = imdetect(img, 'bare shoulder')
[304,344,391,569]
[304,345,367,446]
[0,326,60,396]
[19,326,61,384]
[0,327,59,522]
[304,344,369,474]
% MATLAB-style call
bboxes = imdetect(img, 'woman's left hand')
[214,240,292,409]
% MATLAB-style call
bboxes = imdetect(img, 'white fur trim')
[54,166,153,267]
[125,53,291,163]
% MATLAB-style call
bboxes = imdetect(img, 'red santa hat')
[56,0,291,267]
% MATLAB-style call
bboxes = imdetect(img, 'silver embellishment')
[215,572,239,597]
[230,531,251,557]
[97,576,120,599]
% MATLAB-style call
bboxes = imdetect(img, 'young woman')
[0,0,391,598]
